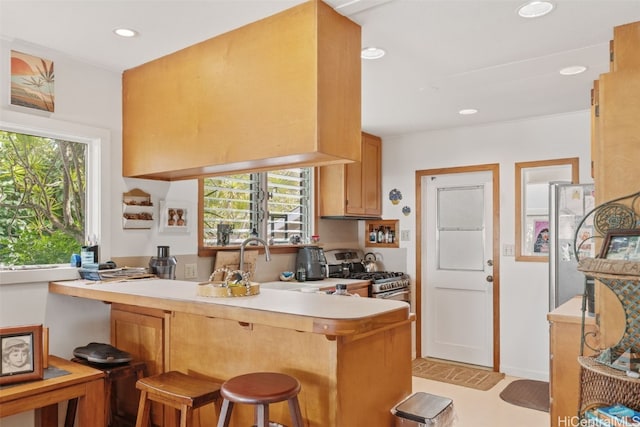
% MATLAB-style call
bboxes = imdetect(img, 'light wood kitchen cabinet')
[610,21,640,71]
[318,132,382,218]
[122,0,361,180]
[111,303,168,427]
[591,20,640,350]
[548,297,599,427]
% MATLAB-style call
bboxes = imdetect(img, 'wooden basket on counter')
[196,268,260,298]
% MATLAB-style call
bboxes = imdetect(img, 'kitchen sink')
[259,281,325,292]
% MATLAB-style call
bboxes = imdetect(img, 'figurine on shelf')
[176,209,185,226]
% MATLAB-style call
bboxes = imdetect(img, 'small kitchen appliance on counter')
[149,245,177,279]
[295,246,327,281]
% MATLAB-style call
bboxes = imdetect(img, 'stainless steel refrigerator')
[548,182,596,310]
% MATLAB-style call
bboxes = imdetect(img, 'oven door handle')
[379,290,410,299]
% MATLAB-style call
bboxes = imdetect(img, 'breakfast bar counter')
[49,279,413,426]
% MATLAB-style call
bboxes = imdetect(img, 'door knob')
[487,259,493,266]
[486,275,493,282]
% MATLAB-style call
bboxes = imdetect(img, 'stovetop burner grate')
[349,271,406,282]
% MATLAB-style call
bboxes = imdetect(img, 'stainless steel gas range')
[323,249,411,304]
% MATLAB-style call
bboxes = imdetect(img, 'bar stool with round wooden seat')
[134,371,222,427]
[216,372,304,427]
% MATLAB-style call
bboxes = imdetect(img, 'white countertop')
[49,278,408,323]
[259,277,369,292]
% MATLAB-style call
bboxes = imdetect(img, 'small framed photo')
[0,324,43,385]
[599,229,640,261]
[159,200,191,233]
[532,219,550,254]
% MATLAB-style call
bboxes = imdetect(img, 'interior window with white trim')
[0,130,87,266]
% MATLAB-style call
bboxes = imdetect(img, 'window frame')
[0,110,109,282]
[514,157,579,262]
[197,168,317,257]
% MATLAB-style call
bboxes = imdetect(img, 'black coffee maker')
[295,246,327,281]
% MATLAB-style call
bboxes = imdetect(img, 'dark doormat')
[499,379,549,412]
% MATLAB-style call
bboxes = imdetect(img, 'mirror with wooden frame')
[515,158,579,262]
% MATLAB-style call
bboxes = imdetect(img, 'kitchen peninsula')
[49,279,413,426]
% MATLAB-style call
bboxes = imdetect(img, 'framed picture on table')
[600,229,640,261]
[0,324,43,385]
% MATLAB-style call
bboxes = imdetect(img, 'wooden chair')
[134,371,221,427]
[216,372,303,427]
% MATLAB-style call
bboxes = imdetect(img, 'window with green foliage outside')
[0,130,86,266]
[201,168,312,247]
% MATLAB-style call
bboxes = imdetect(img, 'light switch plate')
[185,263,197,279]
[400,230,410,241]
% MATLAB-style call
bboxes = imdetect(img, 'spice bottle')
[369,226,377,243]
[333,284,351,296]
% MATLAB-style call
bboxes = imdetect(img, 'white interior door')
[422,171,494,367]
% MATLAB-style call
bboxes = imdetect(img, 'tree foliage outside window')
[0,130,86,266]
[201,168,312,246]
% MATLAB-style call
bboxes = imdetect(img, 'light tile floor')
[411,375,550,427]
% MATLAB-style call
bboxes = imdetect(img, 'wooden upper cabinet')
[318,132,382,218]
[590,80,599,179]
[122,0,361,180]
[591,20,640,355]
[593,21,640,204]
[611,21,640,71]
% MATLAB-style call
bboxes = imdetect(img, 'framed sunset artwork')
[10,50,55,112]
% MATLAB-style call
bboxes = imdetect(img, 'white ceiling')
[2,0,640,137]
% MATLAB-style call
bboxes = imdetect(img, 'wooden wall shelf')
[365,219,399,248]
[122,189,153,229]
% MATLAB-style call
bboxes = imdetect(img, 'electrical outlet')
[400,230,410,241]
[185,263,198,279]
[503,244,515,256]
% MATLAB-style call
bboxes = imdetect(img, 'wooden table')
[0,355,106,427]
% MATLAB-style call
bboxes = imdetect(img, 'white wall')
[379,111,593,380]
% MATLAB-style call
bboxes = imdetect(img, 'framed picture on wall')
[532,219,550,254]
[0,324,43,385]
[600,229,640,261]
[159,200,191,233]
[10,50,55,113]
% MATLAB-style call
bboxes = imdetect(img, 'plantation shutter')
[202,168,311,246]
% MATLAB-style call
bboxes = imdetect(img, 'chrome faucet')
[239,237,271,274]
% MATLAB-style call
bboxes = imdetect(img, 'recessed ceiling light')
[361,47,385,60]
[517,1,554,18]
[459,109,478,115]
[113,28,138,38]
[559,65,587,76]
